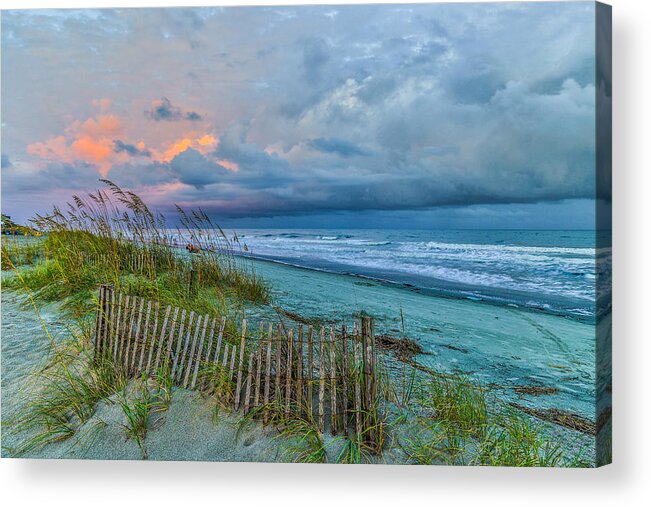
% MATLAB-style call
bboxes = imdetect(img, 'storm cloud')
[1,3,601,224]
[144,97,202,122]
[113,140,151,157]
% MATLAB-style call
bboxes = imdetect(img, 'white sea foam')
[180,228,604,318]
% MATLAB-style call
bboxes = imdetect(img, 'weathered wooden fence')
[94,285,381,446]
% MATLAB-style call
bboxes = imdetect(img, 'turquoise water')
[235,229,609,321]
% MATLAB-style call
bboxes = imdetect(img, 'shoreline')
[238,251,598,324]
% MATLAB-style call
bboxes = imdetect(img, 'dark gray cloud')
[113,140,151,157]
[144,97,202,122]
[169,148,227,190]
[307,138,372,157]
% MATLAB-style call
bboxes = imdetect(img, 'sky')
[1,2,604,229]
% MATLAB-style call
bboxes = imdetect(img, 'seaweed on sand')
[509,402,596,435]
[513,386,560,396]
[376,333,425,360]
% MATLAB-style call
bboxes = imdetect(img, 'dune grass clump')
[395,366,585,467]
[4,181,268,323]
[7,335,129,456]
[117,371,173,460]
[1,238,43,269]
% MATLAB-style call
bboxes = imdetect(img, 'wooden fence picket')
[330,324,337,435]
[171,309,187,378]
[234,319,247,409]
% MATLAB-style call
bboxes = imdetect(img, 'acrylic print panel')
[0,2,611,467]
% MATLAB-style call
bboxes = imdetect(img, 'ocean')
[233,229,609,322]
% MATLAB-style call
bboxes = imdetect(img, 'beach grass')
[393,365,588,467]
[2,181,268,339]
[1,237,42,269]
[7,340,128,456]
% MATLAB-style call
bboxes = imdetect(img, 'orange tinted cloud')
[28,113,123,176]
[71,137,112,163]
[27,135,69,160]
[78,114,122,138]
[217,159,239,172]
[156,134,218,162]
[26,101,219,178]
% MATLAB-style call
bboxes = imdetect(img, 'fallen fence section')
[94,285,381,448]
